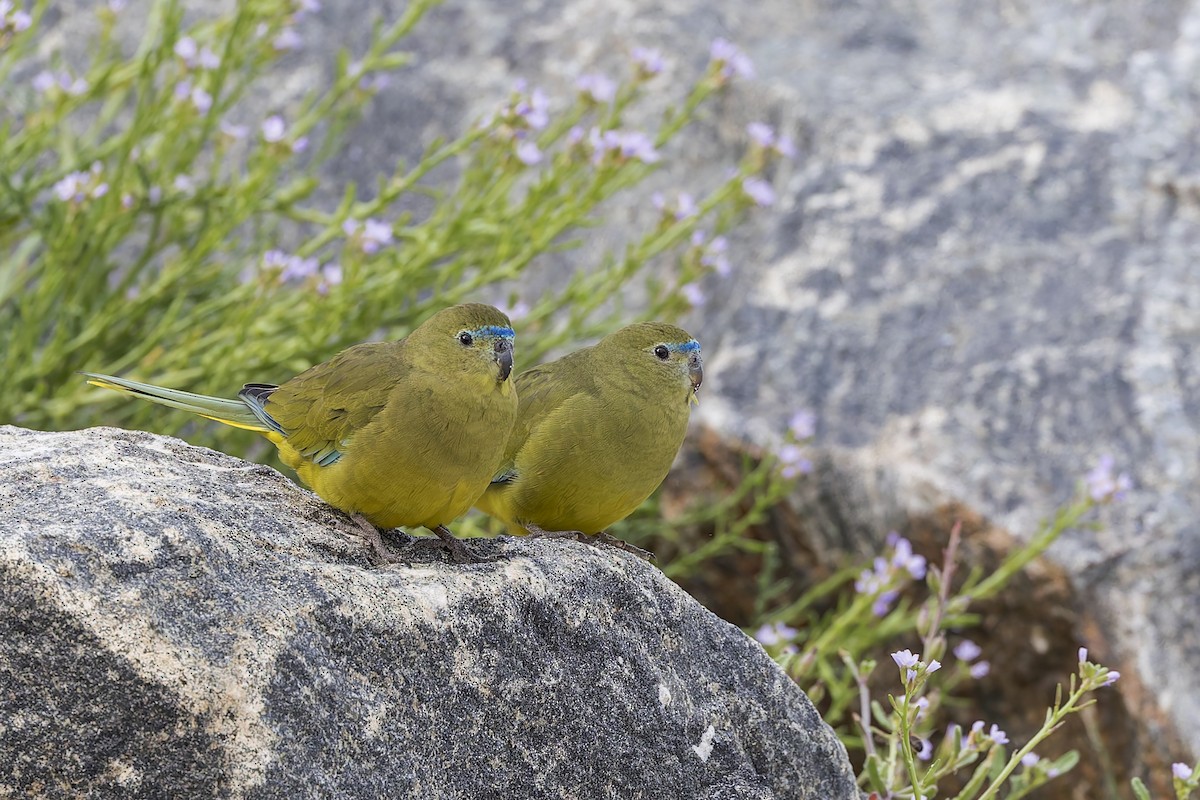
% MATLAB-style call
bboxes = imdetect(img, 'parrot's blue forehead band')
[474,325,515,339]
[671,340,701,353]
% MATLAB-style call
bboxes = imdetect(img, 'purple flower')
[174,79,193,101]
[701,236,731,277]
[346,218,395,254]
[4,2,31,32]
[753,621,798,646]
[292,136,309,154]
[788,409,816,439]
[273,28,303,51]
[891,537,927,580]
[317,264,343,294]
[742,176,776,207]
[1078,647,1088,663]
[987,724,1009,745]
[280,255,320,282]
[576,73,616,104]
[52,172,87,203]
[191,86,213,113]
[747,122,775,148]
[1022,753,1040,767]
[872,590,898,617]
[631,46,665,76]
[1174,763,1192,780]
[566,126,585,146]
[954,639,982,662]
[174,36,198,63]
[31,70,55,93]
[969,661,991,679]
[916,737,933,761]
[173,174,194,193]
[680,282,706,308]
[926,659,942,674]
[1085,454,1133,502]
[592,128,660,165]
[197,46,220,70]
[220,121,248,139]
[777,443,811,479]
[261,115,286,142]
[1102,670,1120,686]
[514,86,549,130]
[515,140,543,166]
[891,649,919,669]
[709,37,755,80]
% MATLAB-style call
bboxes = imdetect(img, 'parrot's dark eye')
[654,345,670,360]
[458,331,474,346]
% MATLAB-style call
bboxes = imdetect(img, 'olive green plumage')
[84,304,518,536]
[475,322,702,536]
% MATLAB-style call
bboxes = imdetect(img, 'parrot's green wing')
[493,350,598,482]
[264,341,409,467]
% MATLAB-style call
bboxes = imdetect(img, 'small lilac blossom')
[709,37,755,81]
[191,86,213,113]
[273,28,303,51]
[1085,454,1132,502]
[357,218,394,254]
[954,639,982,662]
[631,46,665,76]
[565,125,585,146]
[174,79,193,101]
[788,409,816,439]
[742,176,776,207]
[5,3,31,32]
[926,659,942,674]
[891,649,919,669]
[747,122,775,148]
[174,36,198,63]
[987,724,1009,745]
[261,115,286,142]
[53,172,87,203]
[701,236,731,277]
[147,186,162,204]
[280,255,319,282]
[514,87,549,130]
[1102,670,1120,686]
[576,73,616,104]
[872,590,898,617]
[775,135,797,158]
[1174,763,1192,780]
[515,140,543,166]
[91,182,109,199]
[121,193,134,210]
[680,282,706,308]
[65,76,88,95]
[753,621,798,647]
[916,737,933,761]
[197,46,220,70]
[1078,647,1088,663]
[317,263,343,295]
[1021,752,1040,767]
[777,443,811,479]
[592,128,660,165]
[220,121,248,139]
[292,136,309,154]
[32,70,55,93]
[173,174,194,193]
[262,250,291,271]
[891,537,927,580]
[969,661,991,679]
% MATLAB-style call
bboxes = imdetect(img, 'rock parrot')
[83,303,518,563]
[474,322,702,558]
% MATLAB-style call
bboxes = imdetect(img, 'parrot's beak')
[688,353,703,394]
[495,339,514,382]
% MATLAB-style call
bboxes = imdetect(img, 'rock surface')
[0,425,857,799]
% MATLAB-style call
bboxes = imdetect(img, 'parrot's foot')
[524,524,656,562]
[428,525,491,564]
[352,514,404,565]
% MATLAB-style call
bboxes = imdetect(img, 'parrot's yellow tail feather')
[83,373,273,435]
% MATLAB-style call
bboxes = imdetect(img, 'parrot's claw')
[351,514,404,565]
[524,523,656,562]
[429,525,494,564]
